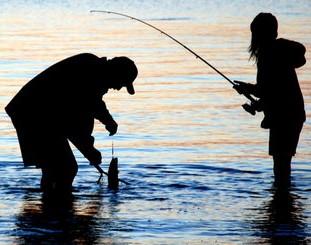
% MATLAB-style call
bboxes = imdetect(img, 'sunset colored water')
[0,1,310,244]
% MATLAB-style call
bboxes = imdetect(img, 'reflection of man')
[16,190,103,244]
[5,53,138,194]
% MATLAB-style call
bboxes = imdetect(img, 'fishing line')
[90,10,257,104]
[112,140,114,157]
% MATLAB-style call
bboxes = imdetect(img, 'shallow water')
[0,1,310,244]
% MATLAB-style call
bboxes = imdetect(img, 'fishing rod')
[90,10,258,114]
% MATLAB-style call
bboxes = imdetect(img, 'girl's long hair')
[249,13,278,62]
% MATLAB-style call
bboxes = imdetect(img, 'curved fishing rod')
[91,10,235,84]
[90,10,257,110]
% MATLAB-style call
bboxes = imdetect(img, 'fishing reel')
[242,99,262,116]
[233,80,262,116]
[242,103,256,115]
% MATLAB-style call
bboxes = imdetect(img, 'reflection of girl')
[234,13,306,186]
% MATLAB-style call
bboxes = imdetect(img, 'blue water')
[0,1,310,244]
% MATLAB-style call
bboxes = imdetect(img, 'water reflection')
[252,184,309,244]
[14,189,123,244]
[0,1,310,243]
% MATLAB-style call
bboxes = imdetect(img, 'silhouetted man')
[5,53,138,194]
[234,13,306,186]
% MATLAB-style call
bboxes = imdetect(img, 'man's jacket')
[6,53,114,166]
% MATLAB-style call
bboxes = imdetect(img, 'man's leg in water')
[40,137,78,194]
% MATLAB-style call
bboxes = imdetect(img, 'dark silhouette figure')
[234,13,306,187]
[5,53,138,194]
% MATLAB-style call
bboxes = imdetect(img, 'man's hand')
[89,148,102,165]
[105,118,118,136]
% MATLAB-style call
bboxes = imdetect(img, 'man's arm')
[94,100,118,136]
[69,134,102,165]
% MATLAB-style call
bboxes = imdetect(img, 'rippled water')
[0,1,310,244]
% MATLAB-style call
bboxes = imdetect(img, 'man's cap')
[109,56,138,95]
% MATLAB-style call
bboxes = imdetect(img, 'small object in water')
[93,157,130,186]
[108,157,119,189]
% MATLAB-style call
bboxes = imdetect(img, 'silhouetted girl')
[235,13,306,186]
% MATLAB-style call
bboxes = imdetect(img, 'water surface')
[0,1,310,244]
